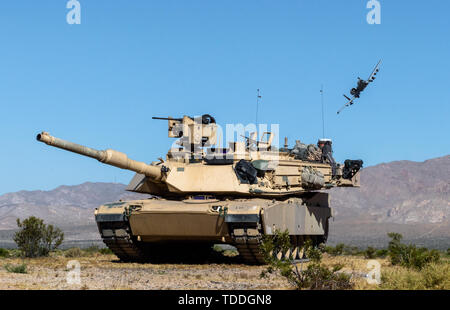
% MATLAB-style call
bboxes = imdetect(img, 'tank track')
[99,221,327,264]
[230,225,265,264]
[99,220,215,263]
[230,225,327,264]
[99,221,147,262]
[101,220,267,264]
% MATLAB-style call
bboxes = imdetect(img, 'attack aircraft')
[337,60,381,114]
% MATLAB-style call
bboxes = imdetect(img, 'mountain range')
[329,155,449,248]
[0,155,448,249]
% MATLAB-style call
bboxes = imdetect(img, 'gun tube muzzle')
[36,132,162,180]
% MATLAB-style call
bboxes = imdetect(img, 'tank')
[36,114,363,263]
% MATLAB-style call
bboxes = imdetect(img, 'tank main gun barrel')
[152,116,184,121]
[36,132,162,180]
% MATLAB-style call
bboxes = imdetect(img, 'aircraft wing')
[367,59,382,83]
[337,95,356,114]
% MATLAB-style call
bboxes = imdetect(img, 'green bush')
[51,249,65,256]
[324,244,362,256]
[260,230,353,290]
[325,243,345,256]
[364,246,376,259]
[292,262,352,290]
[64,247,83,258]
[343,245,363,256]
[0,248,9,258]
[387,232,440,270]
[446,248,450,257]
[4,263,27,274]
[375,249,388,258]
[13,216,64,257]
[7,249,22,258]
[99,248,113,255]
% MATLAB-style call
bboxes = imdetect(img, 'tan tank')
[36,114,362,263]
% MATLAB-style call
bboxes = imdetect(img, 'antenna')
[255,88,261,134]
[320,85,325,138]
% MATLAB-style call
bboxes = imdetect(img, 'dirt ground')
[0,253,382,290]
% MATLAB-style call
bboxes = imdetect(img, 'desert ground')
[0,252,392,290]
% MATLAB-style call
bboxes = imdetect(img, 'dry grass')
[0,253,448,290]
[379,261,450,290]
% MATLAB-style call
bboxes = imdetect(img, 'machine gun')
[152,116,184,121]
[152,114,216,125]
[153,114,218,152]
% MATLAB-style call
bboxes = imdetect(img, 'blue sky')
[0,1,449,194]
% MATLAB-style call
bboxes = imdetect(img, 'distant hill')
[0,182,148,247]
[0,182,147,229]
[0,155,448,249]
[328,155,450,248]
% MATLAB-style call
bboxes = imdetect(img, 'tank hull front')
[94,193,331,263]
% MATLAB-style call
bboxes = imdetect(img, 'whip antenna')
[255,88,262,133]
[321,85,325,138]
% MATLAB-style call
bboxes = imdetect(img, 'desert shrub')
[7,249,22,258]
[325,243,345,256]
[99,248,113,255]
[364,246,376,259]
[4,263,27,274]
[294,262,352,290]
[323,246,332,254]
[324,244,362,256]
[375,249,388,258]
[380,262,450,290]
[343,245,363,256]
[0,248,9,258]
[260,230,353,290]
[64,247,83,258]
[13,216,64,257]
[387,232,440,270]
[84,245,100,254]
[51,249,65,256]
